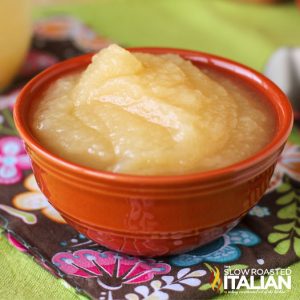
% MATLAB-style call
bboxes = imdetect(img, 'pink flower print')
[0,89,20,111]
[52,250,171,290]
[20,50,58,77]
[0,137,31,184]
[7,233,27,252]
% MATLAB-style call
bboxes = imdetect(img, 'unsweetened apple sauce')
[31,45,275,175]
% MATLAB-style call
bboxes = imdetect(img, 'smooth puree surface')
[31,45,275,175]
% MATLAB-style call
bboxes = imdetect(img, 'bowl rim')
[14,47,294,185]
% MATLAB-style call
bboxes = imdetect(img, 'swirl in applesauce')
[31,45,275,175]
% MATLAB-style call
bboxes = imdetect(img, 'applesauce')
[31,45,275,175]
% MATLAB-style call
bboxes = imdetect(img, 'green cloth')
[0,231,85,300]
[33,0,300,71]
[2,1,300,299]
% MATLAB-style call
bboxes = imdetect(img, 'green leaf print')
[0,108,19,136]
[294,237,300,257]
[268,233,289,243]
[276,183,292,193]
[268,177,300,257]
[277,202,297,219]
[295,227,300,235]
[199,283,211,291]
[274,240,291,255]
[276,192,295,205]
[226,264,248,271]
[0,204,36,224]
[273,222,295,232]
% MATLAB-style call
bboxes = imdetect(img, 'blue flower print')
[248,206,270,218]
[169,228,260,267]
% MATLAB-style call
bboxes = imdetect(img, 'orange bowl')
[14,48,293,257]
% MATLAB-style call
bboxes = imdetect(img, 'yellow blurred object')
[0,0,32,89]
[33,0,94,4]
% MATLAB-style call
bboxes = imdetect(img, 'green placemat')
[0,231,84,300]
[34,0,300,71]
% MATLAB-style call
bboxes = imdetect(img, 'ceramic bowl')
[14,48,293,257]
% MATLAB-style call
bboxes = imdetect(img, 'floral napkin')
[0,16,300,300]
